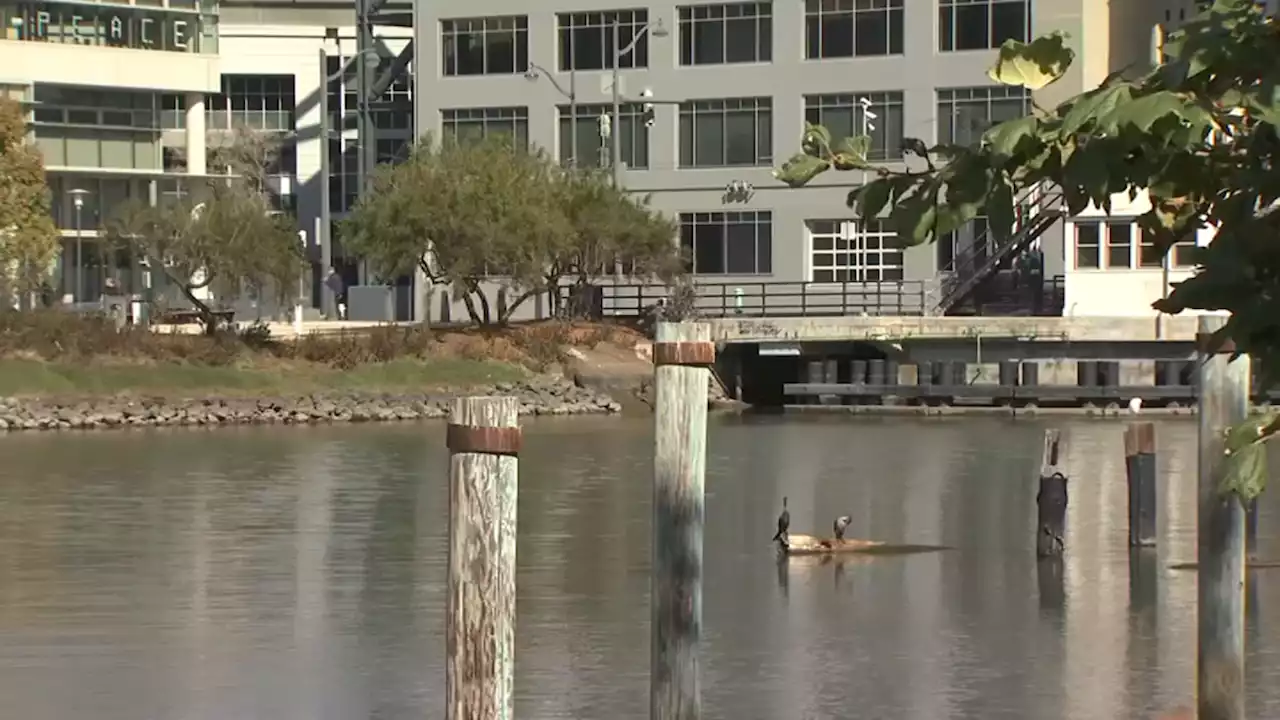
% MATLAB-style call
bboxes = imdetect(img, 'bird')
[1128,397,1143,415]
[772,497,790,544]
[833,515,852,541]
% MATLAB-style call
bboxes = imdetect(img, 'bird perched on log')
[772,497,790,544]
[833,515,852,541]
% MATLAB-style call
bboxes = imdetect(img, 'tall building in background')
[6,0,1186,320]
[1,0,220,303]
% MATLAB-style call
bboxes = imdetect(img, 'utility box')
[347,285,395,322]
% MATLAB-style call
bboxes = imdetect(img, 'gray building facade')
[410,0,1146,319]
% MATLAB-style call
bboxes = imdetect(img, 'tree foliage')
[775,0,1280,501]
[103,129,302,333]
[342,133,680,326]
[0,96,60,301]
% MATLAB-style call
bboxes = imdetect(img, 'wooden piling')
[651,322,711,720]
[1125,422,1158,547]
[1195,315,1248,720]
[446,396,521,720]
[1036,429,1068,558]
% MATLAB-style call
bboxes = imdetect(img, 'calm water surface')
[0,416,1278,720]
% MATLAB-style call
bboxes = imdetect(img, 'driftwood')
[778,533,886,556]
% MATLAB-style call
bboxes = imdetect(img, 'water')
[0,416,1277,719]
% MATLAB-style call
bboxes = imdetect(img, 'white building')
[1,0,220,303]
[1062,189,1214,318]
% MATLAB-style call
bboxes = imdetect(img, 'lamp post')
[611,17,667,188]
[318,46,380,320]
[67,188,91,304]
[296,229,307,336]
[525,63,578,168]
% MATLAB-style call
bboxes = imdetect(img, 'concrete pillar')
[184,92,207,175]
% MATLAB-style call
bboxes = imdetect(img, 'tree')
[776,0,1280,497]
[103,129,302,333]
[0,96,59,304]
[343,133,681,325]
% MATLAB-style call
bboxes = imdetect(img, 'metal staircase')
[934,184,1064,316]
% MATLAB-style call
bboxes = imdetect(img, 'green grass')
[0,357,529,399]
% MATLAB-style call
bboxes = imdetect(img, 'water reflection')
[0,417,1277,719]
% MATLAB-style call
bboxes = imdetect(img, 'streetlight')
[67,188,91,304]
[525,63,578,168]
[318,46,380,320]
[611,17,668,188]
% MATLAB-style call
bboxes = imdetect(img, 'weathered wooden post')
[1196,314,1248,720]
[1125,421,1158,547]
[446,396,520,720]
[651,321,711,720]
[1036,429,1068,557]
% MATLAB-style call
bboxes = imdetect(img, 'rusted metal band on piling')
[652,341,716,367]
[446,424,523,456]
[1195,332,1237,354]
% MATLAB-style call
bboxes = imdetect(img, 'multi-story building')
[1,0,221,303]
[8,0,1196,320]
[409,0,1166,321]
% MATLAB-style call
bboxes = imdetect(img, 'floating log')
[777,534,948,557]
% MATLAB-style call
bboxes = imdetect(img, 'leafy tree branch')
[774,0,1280,501]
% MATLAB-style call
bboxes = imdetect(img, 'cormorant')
[772,497,790,543]
[833,515,852,541]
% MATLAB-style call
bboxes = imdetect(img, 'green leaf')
[1219,414,1277,502]
[851,180,893,219]
[1101,91,1212,134]
[1060,85,1134,136]
[983,116,1040,162]
[834,135,871,162]
[986,31,1076,91]
[890,186,939,247]
[773,153,831,188]
[801,124,833,157]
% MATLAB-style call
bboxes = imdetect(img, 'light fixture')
[650,19,670,38]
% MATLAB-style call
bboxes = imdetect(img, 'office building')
[1,0,220,303]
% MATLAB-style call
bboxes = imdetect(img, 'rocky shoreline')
[0,377,623,432]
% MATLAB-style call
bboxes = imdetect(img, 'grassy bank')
[0,357,528,398]
[0,310,643,399]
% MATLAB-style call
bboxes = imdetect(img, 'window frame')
[679,211,773,275]
[678,97,773,169]
[557,103,649,169]
[441,16,530,77]
[938,0,1031,53]
[936,85,1031,146]
[808,218,905,283]
[441,106,530,147]
[1104,221,1133,269]
[1074,221,1101,270]
[678,2,772,66]
[803,0,905,60]
[803,92,905,162]
[557,9,651,72]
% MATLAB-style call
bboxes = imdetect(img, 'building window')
[1105,222,1132,268]
[558,9,650,72]
[679,97,772,168]
[442,16,529,76]
[161,94,185,129]
[804,92,904,161]
[809,219,903,282]
[804,0,904,60]
[939,0,1030,52]
[936,86,1031,146]
[559,104,648,169]
[1075,223,1100,269]
[678,2,772,66]
[680,211,772,275]
[442,107,529,146]
[1138,229,1166,268]
[1172,239,1198,268]
[207,75,296,131]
